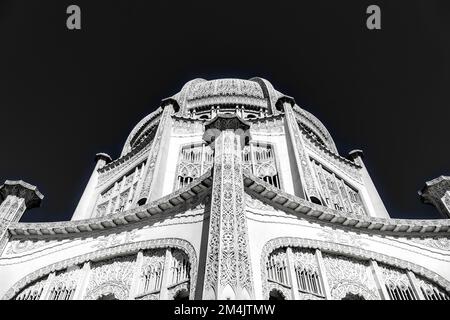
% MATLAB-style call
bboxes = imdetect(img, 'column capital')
[419,175,450,218]
[0,180,43,209]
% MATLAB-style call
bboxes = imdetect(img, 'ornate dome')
[172,77,284,113]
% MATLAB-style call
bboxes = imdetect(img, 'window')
[386,282,416,300]
[295,267,323,296]
[242,143,281,189]
[142,263,164,293]
[421,287,450,300]
[95,162,146,217]
[175,144,213,190]
[267,249,290,286]
[48,285,75,300]
[311,158,366,215]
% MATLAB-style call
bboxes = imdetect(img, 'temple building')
[1,78,449,300]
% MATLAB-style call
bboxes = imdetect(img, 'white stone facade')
[1,78,449,300]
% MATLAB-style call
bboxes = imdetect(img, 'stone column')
[418,176,450,219]
[348,150,390,218]
[72,153,112,221]
[135,104,175,206]
[202,130,254,300]
[0,180,43,255]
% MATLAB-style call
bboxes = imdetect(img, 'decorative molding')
[260,237,450,300]
[3,238,198,300]
[203,131,254,299]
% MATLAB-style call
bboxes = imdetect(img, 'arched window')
[142,262,164,293]
[175,144,213,190]
[243,143,281,189]
[48,284,75,300]
[266,249,289,286]
[386,282,416,300]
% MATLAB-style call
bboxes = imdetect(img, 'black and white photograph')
[0,0,449,313]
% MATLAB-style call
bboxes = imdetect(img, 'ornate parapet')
[419,176,450,218]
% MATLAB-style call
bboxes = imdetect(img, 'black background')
[0,0,449,222]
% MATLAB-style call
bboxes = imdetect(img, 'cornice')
[243,172,450,237]
[8,171,213,238]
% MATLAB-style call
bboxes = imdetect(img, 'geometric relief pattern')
[84,255,136,300]
[322,254,379,300]
[203,131,253,299]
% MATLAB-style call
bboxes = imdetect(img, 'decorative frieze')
[203,131,254,299]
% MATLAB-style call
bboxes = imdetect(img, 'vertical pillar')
[0,180,43,256]
[369,260,390,300]
[159,248,173,300]
[39,272,56,300]
[282,102,321,201]
[348,150,390,218]
[202,130,254,300]
[407,270,425,300]
[72,153,112,221]
[128,251,144,299]
[135,105,175,205]
[72,262,91,300]
[315,249,332,300]
[286,247,300,300]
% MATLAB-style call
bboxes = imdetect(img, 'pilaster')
[407,270,425,300]
[72,153,111,221]
[159,248,173,300]
[203,130,254,300]
[369,260,390,300]
[135,105,175,205]
[348,150,390,218]
[72,262,91,300]
[286,247,300,300]
[128,251,144,299]
[282,102,321,202]
[39,272,56,300]
[315,249,332,300]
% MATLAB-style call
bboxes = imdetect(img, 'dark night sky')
[0,1,449,222]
